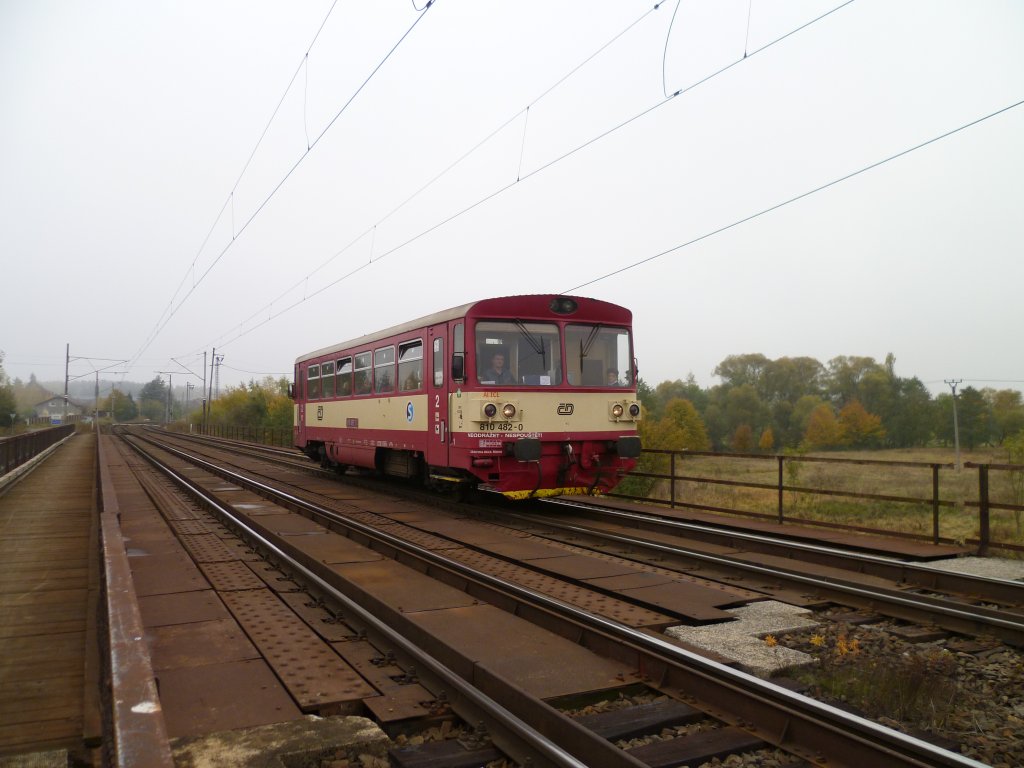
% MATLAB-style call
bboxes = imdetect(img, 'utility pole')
[945,379,963,471]
[186,382,194,430]
[64,343,69,425]
[208,348,216,433]
[202,351,208,433]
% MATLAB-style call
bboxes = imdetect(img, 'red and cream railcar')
[293,294,641,498]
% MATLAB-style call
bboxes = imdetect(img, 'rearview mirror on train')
[451,353,464,382]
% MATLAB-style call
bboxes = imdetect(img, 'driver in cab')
[480,352,515,385]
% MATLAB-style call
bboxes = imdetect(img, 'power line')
[564,98,1024,293]
[180,1,667,357]
[184,1,852,355]
[128,1,436,374]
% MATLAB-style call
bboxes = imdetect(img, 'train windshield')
[566,324,633,387]
[475,321,562,386]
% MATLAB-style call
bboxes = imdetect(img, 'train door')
[294,364,305,447]
[425,323,449,469]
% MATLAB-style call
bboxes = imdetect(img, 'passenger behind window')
[607,368,622,386]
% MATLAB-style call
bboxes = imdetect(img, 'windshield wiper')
[515,319,546,368]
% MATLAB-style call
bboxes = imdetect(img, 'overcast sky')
[2,0,1021,398]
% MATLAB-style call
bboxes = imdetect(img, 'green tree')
[714,353,770,394]
[825,355,885,405]
[886,377,933,447]
[988,389,1024,444]
[956,387,991,449]
[640,398,710,452]
[139,377,168,422]
[0,352,16,428]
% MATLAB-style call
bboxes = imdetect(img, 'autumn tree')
[802,404,843,449]
[837,399,885,447]
[731,424,754,453]
[758,427,775,452]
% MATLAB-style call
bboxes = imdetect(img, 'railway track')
[122,427,993,767]
[159,428,1024,646]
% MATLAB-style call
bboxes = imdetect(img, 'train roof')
[294,294,630,365]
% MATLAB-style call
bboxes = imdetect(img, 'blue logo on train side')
[406,402,414,422]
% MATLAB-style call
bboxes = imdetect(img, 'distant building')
[32,395,86,422]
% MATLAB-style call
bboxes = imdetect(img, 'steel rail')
[505,507,1024,647]
[135,431,989,768]
[544,497,1024,605]
[121,433,637,768]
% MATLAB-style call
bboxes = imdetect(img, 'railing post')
[777,455,784,524]
[931,464,940,544]
[670,452,677,509]
[978,464,990,556]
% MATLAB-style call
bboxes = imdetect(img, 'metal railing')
[614,449,1024,555]
[191,424,292,448]
[0,424,76,477]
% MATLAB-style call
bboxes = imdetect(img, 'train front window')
[475,321,562,386]
[565,324,632,387]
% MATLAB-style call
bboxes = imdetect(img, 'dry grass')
[632,446,1024,554]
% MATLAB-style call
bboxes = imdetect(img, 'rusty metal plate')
[147,617,259,670]
[137,590,231,628]
[245,561,306,593]
[129,553,209,597]
[480,537,575,561]
[328,561,479,613]
[614,582,738,622]
[226,500,278,515]
[331,639,435,722]
[220,589,375,711]
[198,561,267,591]
[245,512,327,535]
[277,591,355,643]
[445,548,673,628]
[404,517,528,545]
[410,604,633,699]
[156,659,304,739]
[167,518,212,536]
[584,571,676,590]
[179,532,239,564]
[375,523,464,551]
[370,509,446,524]
[523,553,642,580]
[282,531,384,565]
[734,551,895,589]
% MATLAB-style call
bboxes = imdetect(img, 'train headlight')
[611,403,624,419]
[628,403,641,418]
[483,402,497,419]
[502,403,517,419]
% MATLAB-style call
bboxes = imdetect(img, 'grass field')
[629,446,1024,556]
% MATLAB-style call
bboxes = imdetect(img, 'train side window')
[398,340,423,392]
[433,338,444,387]
[336,357,352,397]
[353,352,372,395]
[320,361,335,398]
[308,364,321,400]
[374,346,395,394]
[452,323,465,382]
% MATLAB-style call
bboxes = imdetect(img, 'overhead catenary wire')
[181,1,668,359]
[128,0,435,375]
[564,98,1024,294]
[185,0,852,357]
